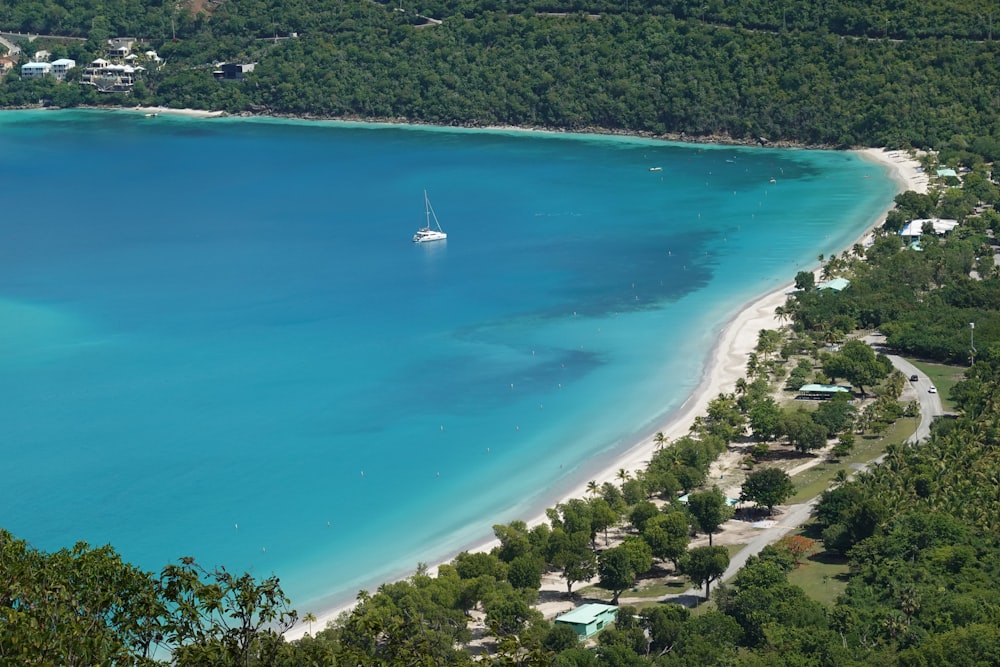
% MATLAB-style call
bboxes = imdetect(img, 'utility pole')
[970,322,976,366]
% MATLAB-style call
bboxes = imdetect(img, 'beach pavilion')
[797,384,852,400]
[554,603,619,639]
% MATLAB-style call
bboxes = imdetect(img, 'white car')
[928,386,937,394]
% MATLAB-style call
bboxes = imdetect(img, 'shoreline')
[283,146,928,641]
[7,105,920,636]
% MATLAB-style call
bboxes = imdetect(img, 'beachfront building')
[554,603,619,639]
[899,218,959,242]
[79,58,140,93]
[50,59,76,80]
[20,62,51,79]
[797,384,852,400]
[817,277,850,292]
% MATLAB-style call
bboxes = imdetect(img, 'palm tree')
[586,480,599,497]
[616,468,630,489]
[774,305,789,325]
[302,612,317,635]
[653,431,666,450]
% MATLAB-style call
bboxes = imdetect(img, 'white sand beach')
[858,147,930,195]
[128,105,226,118]
[284,147,926,641]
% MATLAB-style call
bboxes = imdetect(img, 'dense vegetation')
[2,0,1000,149]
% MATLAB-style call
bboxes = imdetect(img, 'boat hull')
[413,230,447,243]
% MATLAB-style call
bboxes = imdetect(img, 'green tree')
[642,512,690,569]
[628,500,659,533]
[741,467,795,514]
[596,550,633,608]
[598,539,653,604]
[780,408,830,453]
[0,531,166,666]
[822,339,892,396]
[748,397,783,442]
[794,271,816,291]
[161,558,297,667]
[301,612,317,636]
[547,528,597,596]
[686,486,733,546]
[588,497,619,547]
[679,546,730,600]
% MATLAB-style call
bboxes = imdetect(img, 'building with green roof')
[554,603,619,639]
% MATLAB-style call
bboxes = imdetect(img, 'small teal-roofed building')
[555,603,618,639]
[936,168,958,178]
[817,277,850,292]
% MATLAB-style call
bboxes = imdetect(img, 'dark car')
[910,374,919,381]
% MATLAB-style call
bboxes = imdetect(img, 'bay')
[0,109,896,612]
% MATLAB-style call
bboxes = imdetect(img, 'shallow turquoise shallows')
[0,110,896,612]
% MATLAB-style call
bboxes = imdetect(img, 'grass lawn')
[725,543,747,559]
[787,419,911,503]
[908,359,966,412]
[784,531,851,606]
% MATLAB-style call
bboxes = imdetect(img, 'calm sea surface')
[0,110,896,612]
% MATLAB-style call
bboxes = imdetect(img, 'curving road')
[864,333,945,443]
[656,334,945,606]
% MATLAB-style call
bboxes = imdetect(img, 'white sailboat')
[412,191,447,243]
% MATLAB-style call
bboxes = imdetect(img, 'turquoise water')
[0,110,896,612]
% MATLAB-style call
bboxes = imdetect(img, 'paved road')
[0,34,20,55]
[652,499,821,605]
[864,333,945,443]
[653,335,945,607]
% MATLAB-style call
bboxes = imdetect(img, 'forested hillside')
[2,0,1000,149]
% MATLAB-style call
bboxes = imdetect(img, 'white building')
[899,218,959,240]
[80,58,140,93]
[21,62,51,78]
[50,58,76,80]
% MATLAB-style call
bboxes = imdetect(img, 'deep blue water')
[0,109,896,612]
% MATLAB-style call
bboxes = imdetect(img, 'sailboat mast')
[424,190,432,229]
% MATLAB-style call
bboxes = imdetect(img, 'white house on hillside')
[21,62,51,78]
[50,58,76,80]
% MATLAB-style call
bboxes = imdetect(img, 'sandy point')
[129,105,226,119]
[856,147,929,195]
